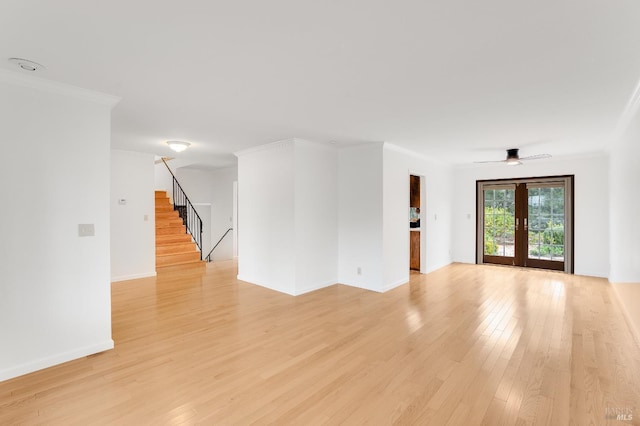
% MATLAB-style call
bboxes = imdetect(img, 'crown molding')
[0,69,121,108]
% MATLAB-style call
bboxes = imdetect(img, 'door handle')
[524,218,528,231]
[515,218,519,231]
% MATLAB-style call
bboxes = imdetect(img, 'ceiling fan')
[475,148,551,166]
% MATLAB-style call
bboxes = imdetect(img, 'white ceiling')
[2,0,640,167]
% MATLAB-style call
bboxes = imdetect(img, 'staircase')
[155,190,203,267]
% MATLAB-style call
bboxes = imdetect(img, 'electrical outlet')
[78,224,95,237]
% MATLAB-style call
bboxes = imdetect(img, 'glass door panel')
[527,186,565,261]
[483,188,515,257]
[477,176,573,273]
[525,184,565,271]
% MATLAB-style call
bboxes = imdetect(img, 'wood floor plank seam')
[1,262,639,425]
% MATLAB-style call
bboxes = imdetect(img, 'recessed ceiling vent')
[8,57,46,72]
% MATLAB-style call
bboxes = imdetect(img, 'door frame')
[408,171,426,274]
[475,175,574,273]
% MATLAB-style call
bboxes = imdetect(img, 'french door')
[476,176,574,273]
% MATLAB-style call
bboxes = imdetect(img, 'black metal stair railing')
[161,158,203,259]
[205,228,233,262]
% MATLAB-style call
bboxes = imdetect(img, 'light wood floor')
[1,262,639,425]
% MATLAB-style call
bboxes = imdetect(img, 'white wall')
[0,70,118,381]
[111,150,156,281]
[452,153,610,278]
[609,109,640,343]
[154,159,174,201]
[382,144,453,290]
[338,144,384,291]
[237,140,454,295]
[294,140,339,294]
[610,112,640,283]
[233,181,238,257]
[237,139,339,295]
[237,140,296,294]
[175,166,237,261]
[154,157,195,203]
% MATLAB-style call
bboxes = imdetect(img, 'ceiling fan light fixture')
[166,140,190,152]
[474,147,550,165]
[506,148,522,165]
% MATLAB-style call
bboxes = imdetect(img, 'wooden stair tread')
[156,244,197,255]
[156,227,186,235]
[154,190,201,269]
[156,251,201,267]
[156,219,184,227]
[155,259,205,269]
[156,211,180,218]
[156,234,193,243]
[156,252,200,259]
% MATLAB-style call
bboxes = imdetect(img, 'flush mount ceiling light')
[8,57,46,72]
[166,140,191,152]
[506,158,522,166]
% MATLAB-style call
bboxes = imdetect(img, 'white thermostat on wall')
[118,199,127,205]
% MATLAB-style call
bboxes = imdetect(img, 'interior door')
[477,176,573,273]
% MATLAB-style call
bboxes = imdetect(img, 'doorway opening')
[476,175,574,273]
[409,175,421,271]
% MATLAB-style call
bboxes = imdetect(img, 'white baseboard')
[294,279,336,296]
[382,277,409,292]
[236,275,336,296]
[610,282,640,350]
[337,280,384,293]
[111,271,157,282]
[0,340,114,382]
[423,261,453,275]
[237,274,296,296]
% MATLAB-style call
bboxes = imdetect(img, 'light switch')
[144,214,149,222]
[78,224,95,237]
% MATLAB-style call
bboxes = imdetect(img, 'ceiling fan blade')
[473,159,507,164]
[519,153,551,161]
